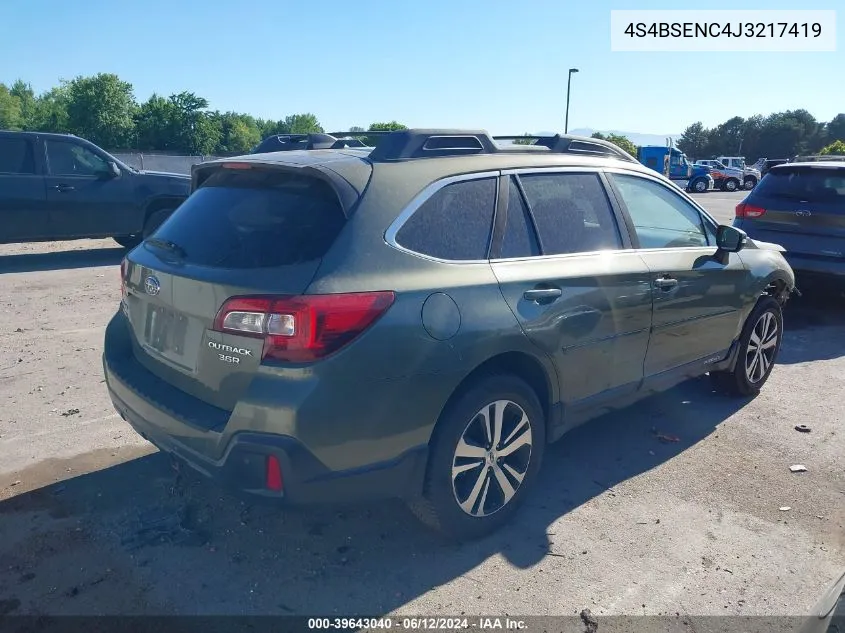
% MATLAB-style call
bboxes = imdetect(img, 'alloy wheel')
[451,399,533,517]
[745,311,779,384]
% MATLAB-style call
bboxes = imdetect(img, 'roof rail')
[328,129,638,163]
[493,134,638,163]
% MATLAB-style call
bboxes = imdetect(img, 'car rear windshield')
[756,167,845,204]
[150,168,346,268]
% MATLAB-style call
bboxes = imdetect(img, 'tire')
[143,207,175,238]
[744,176,757,190]
[113,207,175,249]
[709,296,783,397]
[723,178,740,192]
[691,178,708,194]
[113,235,141,249]
[408,374,546,541]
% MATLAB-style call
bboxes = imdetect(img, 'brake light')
[212,292,395,362]
[221,162,253,170]
[265,455,283,492]
[736,203,766,218]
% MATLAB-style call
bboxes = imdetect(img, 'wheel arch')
[143,196,185,223]
[430,349,558,447]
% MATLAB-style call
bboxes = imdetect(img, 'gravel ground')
[0,215,843,619]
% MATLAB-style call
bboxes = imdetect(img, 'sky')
[0,0,842,136]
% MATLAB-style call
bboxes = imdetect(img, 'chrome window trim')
[602,165,723,240]
[383,170,501,265]
[489,247,635,264]
[501,166,614,176]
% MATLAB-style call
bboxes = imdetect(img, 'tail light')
[736,203,766,219]
[265,455,283,492]
[212,291,395,363]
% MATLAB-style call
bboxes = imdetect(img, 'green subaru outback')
[103,129,795,540]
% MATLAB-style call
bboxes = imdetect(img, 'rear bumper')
[102,313,430,504]
[108,383,427,504]
[784,254,845,280]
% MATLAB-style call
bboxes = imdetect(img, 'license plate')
[144,305,188,356]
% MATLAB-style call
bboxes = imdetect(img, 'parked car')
[715,155,761,190]
[251,133,367,154]
[637,146,714,193]
[695,159,745,192]
[103,129,795,540]
[0,130,190,248]
[760,158,790,177]
[735,161,845,286]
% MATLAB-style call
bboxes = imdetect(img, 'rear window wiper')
[145,237,187,259]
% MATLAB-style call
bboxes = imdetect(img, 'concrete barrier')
[111,153,222,175]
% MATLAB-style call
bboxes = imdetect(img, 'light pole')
[565,68,579,134]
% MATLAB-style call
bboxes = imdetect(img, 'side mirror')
[716,225,747,253]
[98,161,121,179]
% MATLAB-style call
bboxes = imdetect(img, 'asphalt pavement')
[0,195,842,620]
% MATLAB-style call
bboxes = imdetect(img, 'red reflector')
[212,292,395,363]
[736,203,766,218]
[221,162,253,170]
[266,455,283,491]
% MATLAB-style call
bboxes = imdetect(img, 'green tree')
[512,133,535,145]
[64,73,137,148]
[826,114,845,143]
[27,86,70,132]
[591,131,637,157]
[282,113,323,134]
[0,83,23,130]
[820,139,845,155]
[366,120,407,145]
[135,94,178,150]
[9,81,39,128]
[216,111,262,154]
[676,122,709,160]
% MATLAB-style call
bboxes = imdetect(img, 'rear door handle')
[523,288,562,302]
[52,184,75,193]
[654,276,678,290]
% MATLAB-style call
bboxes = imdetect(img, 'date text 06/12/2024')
[610,9,837,52]
[307,617,527,630]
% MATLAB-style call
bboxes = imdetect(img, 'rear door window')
[0,137,36,175]
[150,168,347,269]
[755,167,845,205]
[499,177,540,259]
[518,172,623,255]
[395,177,497,261]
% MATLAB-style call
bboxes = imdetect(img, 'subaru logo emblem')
[144,275,161,296]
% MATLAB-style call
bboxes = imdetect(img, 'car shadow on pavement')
[779,289,845,364]
[0,375,744,617]
[0,247,125,274]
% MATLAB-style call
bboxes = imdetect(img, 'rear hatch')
[737,164,845,259]
[121,161,368,411]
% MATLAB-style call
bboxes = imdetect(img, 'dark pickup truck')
[0,130,190,248]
